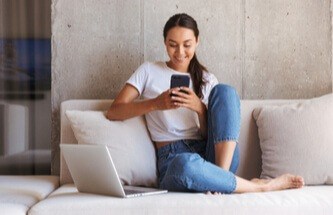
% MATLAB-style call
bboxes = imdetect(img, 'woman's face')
[165,26,198,72]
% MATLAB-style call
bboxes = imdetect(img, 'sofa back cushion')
[65,110,157,187]
[236,100,298,180]
[60,99,298,184]
[60,100,112,185]
[253,93,333,185]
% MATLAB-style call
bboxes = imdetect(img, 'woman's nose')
[176,46,185,55]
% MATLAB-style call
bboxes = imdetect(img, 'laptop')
[60,144,167,198]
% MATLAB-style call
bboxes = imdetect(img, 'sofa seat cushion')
[29,184,333,215]
[0,176,59,215]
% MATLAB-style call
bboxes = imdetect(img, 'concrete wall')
[51,0,333,174]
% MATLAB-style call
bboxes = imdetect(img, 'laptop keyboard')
[124,189,145,195]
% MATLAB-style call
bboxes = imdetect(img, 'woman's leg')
[205,84,241,171]
[159,85,304,193]
[160,152,304,193]
[215,141,237,171]
[234,174,305,193]
[159,152,238,193]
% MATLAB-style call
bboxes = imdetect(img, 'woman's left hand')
[170,87,206,115]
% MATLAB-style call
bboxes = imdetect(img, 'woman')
[107,13,304,194]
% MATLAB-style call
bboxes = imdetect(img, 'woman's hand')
[153,89,179,111]
[170,87,206,115]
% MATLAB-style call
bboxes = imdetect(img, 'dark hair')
[163,13,207,99]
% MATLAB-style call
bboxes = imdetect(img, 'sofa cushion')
[29,184,333,215]
[236,100,296,179]
[253,93,333,185]
[0,176,59,215]
[65,110,157,187]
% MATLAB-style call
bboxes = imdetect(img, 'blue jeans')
[157,84,241,194]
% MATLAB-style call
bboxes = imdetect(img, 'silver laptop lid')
[60,144,126,197]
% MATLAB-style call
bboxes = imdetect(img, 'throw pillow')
[253,93,333,185]
[65,110,157,187]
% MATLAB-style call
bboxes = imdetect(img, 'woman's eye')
[169,44,191,48]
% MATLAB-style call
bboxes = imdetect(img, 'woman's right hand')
[153,88,179,111]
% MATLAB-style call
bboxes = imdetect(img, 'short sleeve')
[202,72,219,106]
[126,62,149,95]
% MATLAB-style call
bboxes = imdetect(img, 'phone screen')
[170,74,190,89]
[170,74,190,95]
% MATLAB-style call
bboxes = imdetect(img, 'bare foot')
[263,174,304,192]
[251,178,271,185]
[206,191,222,195]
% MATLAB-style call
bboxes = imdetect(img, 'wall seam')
[140,0,145,64]
[50,0,58,175]
[0,0,2,91]
[241,0,246,99]
[331,0,333,92]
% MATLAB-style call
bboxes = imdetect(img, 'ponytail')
[189,53,207,99]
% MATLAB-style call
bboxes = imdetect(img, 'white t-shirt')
[126,61,218,142]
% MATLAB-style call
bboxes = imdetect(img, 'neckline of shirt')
[162,61,191,76]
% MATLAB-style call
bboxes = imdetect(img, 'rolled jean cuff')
[229,175,237,194]
[214,138,239,145]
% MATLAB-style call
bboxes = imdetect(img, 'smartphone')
[170,74,190,88]
[170,74,190,96]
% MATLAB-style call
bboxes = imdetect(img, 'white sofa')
[1,99,333,215]
[0,175,59,215]
[0,102,51,175]
[0,102,28,157]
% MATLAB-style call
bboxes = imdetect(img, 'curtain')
[0,0,51,175]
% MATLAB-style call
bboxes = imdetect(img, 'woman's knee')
[208,84,240,117]
[209,84,239,102]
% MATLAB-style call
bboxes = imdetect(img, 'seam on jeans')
[168,174,200,192]
[162,174,192,192]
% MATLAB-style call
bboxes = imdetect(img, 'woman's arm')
[107,84,178,121]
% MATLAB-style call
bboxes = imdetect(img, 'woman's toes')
[292,175,305,188]
[206,191,222,195]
